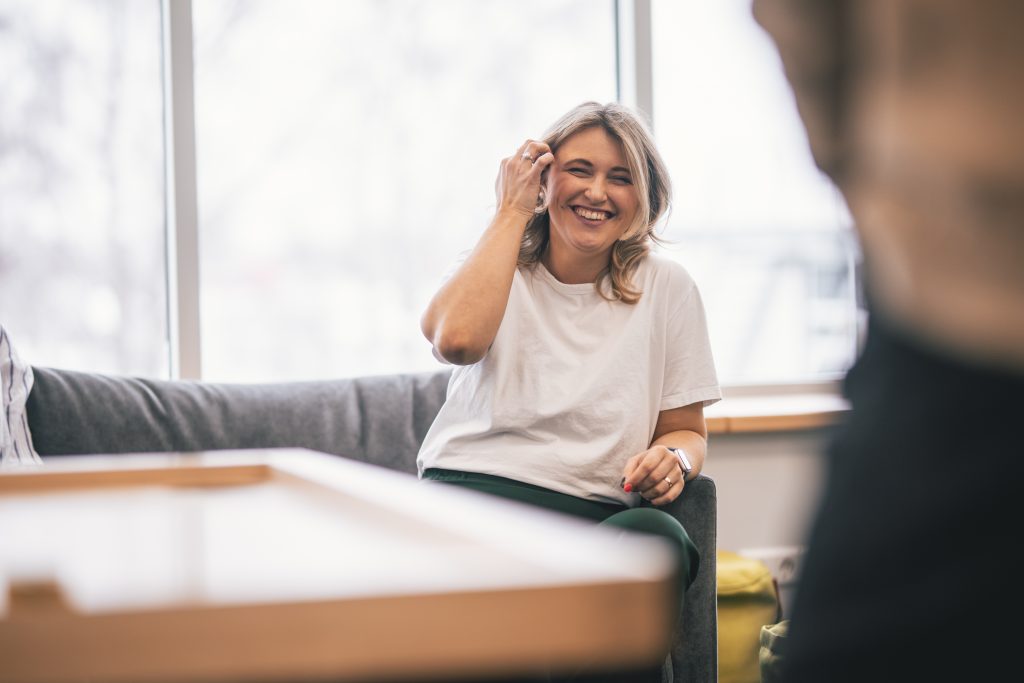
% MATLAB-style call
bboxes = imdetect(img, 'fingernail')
[623,482,633,493]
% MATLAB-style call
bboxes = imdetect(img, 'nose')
[584,175,608,203]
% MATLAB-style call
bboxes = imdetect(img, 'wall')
[703,426,834,614]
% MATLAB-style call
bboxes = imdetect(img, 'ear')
[534,187,548,214]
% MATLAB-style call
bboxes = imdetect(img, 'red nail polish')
[623,482,633,493]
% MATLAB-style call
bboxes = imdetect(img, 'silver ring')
[665,477,673,486]
[521,152,534,162]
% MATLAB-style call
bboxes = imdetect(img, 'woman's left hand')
[622,446,686,506]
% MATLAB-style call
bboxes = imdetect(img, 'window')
[193,0,616,381]
[651,0,859,385]
[2,0,859,387]
[0,0,166,376]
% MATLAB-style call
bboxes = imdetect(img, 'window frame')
[162,0,201,379]
[159,0,859,393]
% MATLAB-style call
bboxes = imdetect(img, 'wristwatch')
[667,447,693,481]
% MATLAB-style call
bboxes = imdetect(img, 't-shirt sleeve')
[661,282,722,411]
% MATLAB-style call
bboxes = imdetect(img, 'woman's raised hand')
[495,139,554,218]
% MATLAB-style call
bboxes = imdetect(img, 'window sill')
[705,392,850,435]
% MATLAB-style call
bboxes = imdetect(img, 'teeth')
[574,207,611,221]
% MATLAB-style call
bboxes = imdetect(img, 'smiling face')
[544,125,641,267]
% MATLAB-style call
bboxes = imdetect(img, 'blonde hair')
[518,101,672,304]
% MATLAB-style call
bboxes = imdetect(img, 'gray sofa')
[24,365,719,683]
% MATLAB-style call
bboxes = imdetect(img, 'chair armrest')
[653,474,719,683]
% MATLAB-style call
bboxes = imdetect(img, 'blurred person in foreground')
[752,1,1024,681]
[416,101,721,682]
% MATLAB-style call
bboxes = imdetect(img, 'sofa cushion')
[26,366,452,474]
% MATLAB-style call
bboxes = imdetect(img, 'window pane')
[651,0,859,384]
[194,0,617,381]
[0,0,167,376]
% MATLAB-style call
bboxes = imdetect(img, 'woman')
[417,101,721,679]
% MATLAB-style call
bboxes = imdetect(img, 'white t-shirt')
[416,252,721,506]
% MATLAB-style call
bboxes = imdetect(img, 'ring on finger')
[521,152,534,162]
[665,476,673,486]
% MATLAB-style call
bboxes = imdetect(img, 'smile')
[572,205,615,222]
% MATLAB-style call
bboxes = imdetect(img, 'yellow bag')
[717,550,782,683]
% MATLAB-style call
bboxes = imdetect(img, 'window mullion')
[616,0,654,127]
[161,0,202,380]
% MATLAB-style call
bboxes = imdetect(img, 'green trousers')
[422,467,699,615]
[423,468,698,682]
